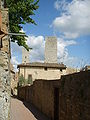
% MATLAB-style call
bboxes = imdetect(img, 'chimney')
[45,36,57,63]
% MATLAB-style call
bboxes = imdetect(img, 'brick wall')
[18,70,90,120]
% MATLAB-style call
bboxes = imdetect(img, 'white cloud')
[11,56,19,65]
[11,36,45,70]
[11,56,20,72]
[57,41,79,68]
[57,38,77,65]
[11,42,22,54]
[11,35,77,69]
[54,0,68,11]
[27,35,77,66]
[27,35,45,62]
[53,0,90,38]
[11,42,22,72]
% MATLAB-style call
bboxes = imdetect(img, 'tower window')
[60,69,62,72]
[44,67,47,71]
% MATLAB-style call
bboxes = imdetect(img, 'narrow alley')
[10,97,50,120]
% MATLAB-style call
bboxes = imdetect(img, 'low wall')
[18,80,60,119]
[59,70,90,120]
[18,70,90,120]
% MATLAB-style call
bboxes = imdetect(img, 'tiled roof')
[18,62,66,69]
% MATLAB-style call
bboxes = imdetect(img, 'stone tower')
[22,47,30,64]
[45,36,57,63]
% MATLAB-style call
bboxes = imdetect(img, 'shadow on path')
[11,96,50,120]
[23,101,50,120]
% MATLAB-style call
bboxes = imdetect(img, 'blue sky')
[11,0,90,71]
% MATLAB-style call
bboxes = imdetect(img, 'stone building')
[18,37,67,83]
[18,62,66,82]
[0,0,11,120]
[17,37,79,84]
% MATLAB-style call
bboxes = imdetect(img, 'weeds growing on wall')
[18,74,32,86]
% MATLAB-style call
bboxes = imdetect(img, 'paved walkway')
[10,97,49,120]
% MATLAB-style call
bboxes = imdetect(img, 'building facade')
[18,62,66,82]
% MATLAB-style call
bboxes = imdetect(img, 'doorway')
[54,88,59,120]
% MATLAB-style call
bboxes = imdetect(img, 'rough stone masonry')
[45,36,57,63]
[0,0,11,120]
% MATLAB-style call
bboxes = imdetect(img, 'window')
[44,67,47,71]
[60,69,62,72]
[28,74,32,84]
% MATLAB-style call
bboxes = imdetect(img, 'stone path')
[10,97,49,120]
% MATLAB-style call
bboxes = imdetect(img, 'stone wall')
[0,6,11,120]
[59,70,90,120]
[18,70,90,120]
[11,71,18,96]
[18,80,60,119]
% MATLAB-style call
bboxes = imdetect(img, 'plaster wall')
[19,67,66,81]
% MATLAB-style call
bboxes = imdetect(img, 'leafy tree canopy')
[6,0,39,51]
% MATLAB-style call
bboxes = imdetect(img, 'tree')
[6,0,39,51]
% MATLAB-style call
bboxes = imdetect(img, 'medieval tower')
[45,36,57,63]
[22,47,30,64]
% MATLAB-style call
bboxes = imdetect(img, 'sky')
[11,0,90,71]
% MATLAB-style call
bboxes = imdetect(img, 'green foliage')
[18,74,33,86]
[6,0,39,51]
[18,74,25,86]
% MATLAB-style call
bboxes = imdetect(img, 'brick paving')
[10,97,50,120]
